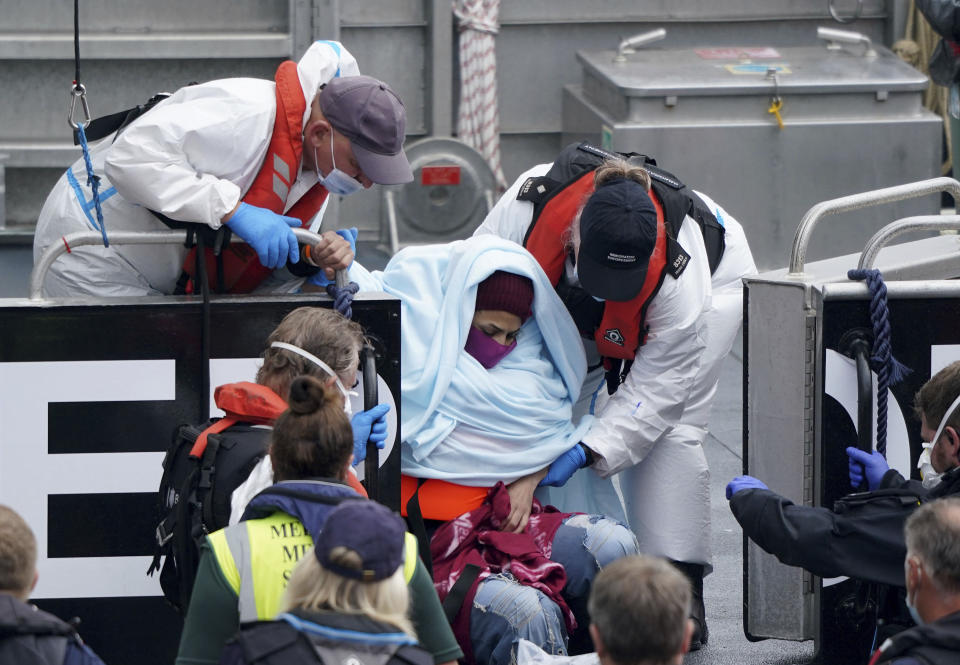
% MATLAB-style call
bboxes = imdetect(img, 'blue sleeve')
[63,640,108,665]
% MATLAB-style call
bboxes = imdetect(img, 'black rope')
[197,235,211,423]
[73,0,81,89]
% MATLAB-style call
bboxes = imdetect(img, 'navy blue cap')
[577,179,657,302]
[314,500,405,582]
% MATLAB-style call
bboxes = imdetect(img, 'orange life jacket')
[400,474,490,521]
[181,60,329,294]
[523,170,669,359]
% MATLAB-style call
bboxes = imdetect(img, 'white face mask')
[917,442,942,490]
[270,341,358,416]
[315,134,363,197]
[918,390,960,489]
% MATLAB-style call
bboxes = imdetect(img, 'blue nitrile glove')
[350,403,391,466]
[224,202,299,269]
[846,447,889,491]
[307,227,358,287]
[539,443,588,487]
[725,475,769,500]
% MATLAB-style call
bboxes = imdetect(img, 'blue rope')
[75,124,108,247]
[326,281,360,319]
[847,269,912,457]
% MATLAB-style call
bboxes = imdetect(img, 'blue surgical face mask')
[905,588,923,625]
[316,134,363,197]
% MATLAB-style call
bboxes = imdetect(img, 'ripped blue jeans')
[468,514,638,665]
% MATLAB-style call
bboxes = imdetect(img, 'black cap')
[576,179,657,302]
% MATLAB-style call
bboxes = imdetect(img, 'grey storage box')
[562,41,942,270]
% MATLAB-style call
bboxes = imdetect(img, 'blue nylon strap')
[278,612,417,646]
[74,124,109,247]
[65,169,116,231]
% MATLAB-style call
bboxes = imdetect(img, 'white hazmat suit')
[475,161,756,570]
[33,41,359,297]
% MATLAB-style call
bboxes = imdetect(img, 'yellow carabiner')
[767,97,784,130]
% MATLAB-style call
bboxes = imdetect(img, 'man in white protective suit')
[34,41,412,297]
[474,142,756,651]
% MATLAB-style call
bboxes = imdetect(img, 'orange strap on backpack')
[189,382,288,459]
[189,382,367,498]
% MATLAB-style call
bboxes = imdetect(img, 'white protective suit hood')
[296,40,359,128]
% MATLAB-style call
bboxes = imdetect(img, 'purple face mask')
[464,326,517,369]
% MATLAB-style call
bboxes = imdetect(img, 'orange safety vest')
[523,169,670,359]
[182,60,329,293]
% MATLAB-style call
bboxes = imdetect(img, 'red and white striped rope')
[454,0,508,190]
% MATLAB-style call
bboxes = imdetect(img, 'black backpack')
[218,619,433,665]
[148,420,271,613]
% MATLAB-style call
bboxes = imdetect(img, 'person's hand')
[307,228,357,286]
[224,203,300,269]
[503,469,547,533]
[725,475,769,500]
[538,444,588,487]
[846,447,889,491]
[350,404,390,466]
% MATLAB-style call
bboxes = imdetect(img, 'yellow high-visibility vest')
[208,510,418,622]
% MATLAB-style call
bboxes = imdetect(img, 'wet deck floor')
[688,338,815,664]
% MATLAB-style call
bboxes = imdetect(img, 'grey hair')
[588,555,691,665]
[905,497,960,594]
[594,158,651,190]
[566,158,653,255]
[256,307,365,400]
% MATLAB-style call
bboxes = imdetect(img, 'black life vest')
[219,611,433,665]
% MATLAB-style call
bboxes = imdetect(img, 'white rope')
[453,0,508,190]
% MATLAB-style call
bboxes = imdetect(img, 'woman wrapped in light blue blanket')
[352,235,637,665]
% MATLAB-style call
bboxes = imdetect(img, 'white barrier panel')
[0,294,401,665]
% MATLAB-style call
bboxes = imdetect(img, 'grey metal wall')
[0,0,906,295]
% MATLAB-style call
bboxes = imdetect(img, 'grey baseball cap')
[319,75,413,185]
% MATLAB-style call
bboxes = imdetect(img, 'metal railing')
[30,227,342,299]
[789,177,960,275]
[857,216,960,270]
